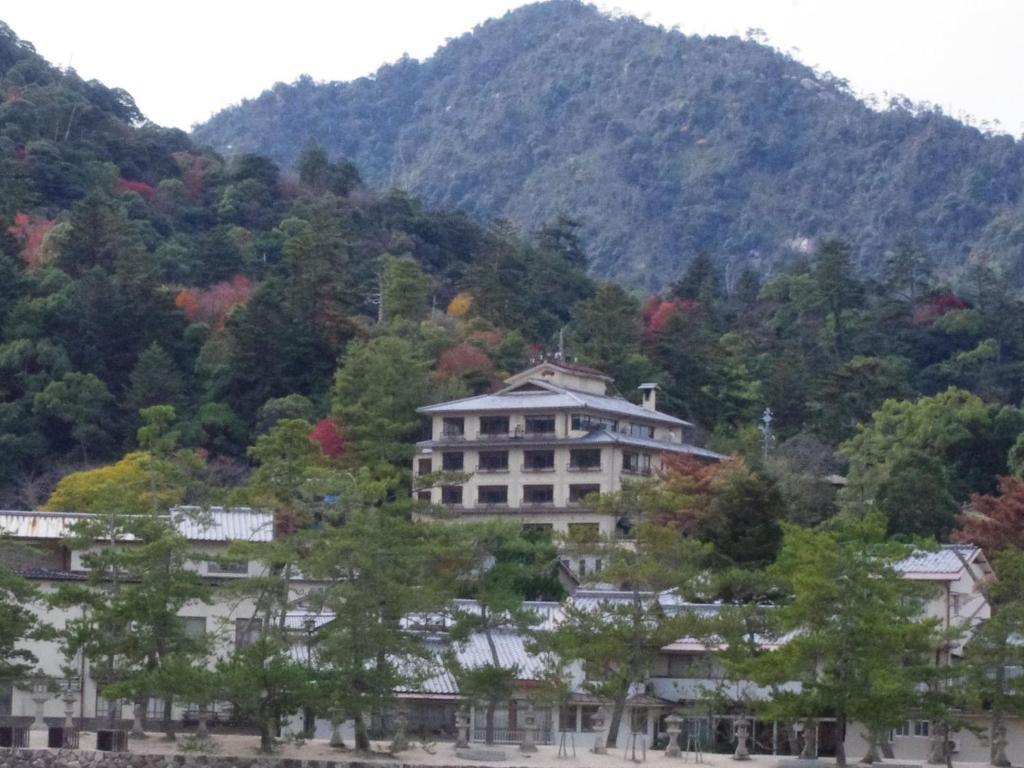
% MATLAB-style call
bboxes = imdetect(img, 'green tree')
[126,342,184,414]
[548,484,708,748]
[331,335,433,471]
[0,539,50,683]
[874,450,958,539]
[33,371,116,460]
[306,483,462,749]
[381,254,430,325]
[762,515,938,766]
[447,522,562,745]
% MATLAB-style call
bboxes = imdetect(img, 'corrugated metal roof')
[171,507,274,542]
[418,380,692,428]
[0,511,88,540]
[0,507,274,543]
[895,544,980,578]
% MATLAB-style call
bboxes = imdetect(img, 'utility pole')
[758,407,775,460]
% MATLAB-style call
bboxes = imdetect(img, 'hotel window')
[235,617,263,649]
[523,450,555,471]
[479,416,509,436]
[417,457,432,475]
[627,423,655,439]
[914,721,930,737]
[567,522,600,543]
[578,559,587,578]
[478,485,508,505]
[181,616,206,639]
[569,449,601,470]
[571,413,617,432]
[95,695,123,720]
[441,485,463,505]
[478,451,509,472]
[569,484,600,503]
[442,452,464,471]
[207,559,248,575]
[893,722,911,737]
[623,451,652,475]
[524,415,556,435]
[417,490,432,502]
[523,485,554,505]
[442,417,465,437]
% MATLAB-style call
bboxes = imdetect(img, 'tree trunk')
[354,713,371,751]
[799,718,817,759]
[485,701,496,745]
[861,727,880,764]
[834,714,847,767]
[161,697,176,740]
[259,719,274,753]
[606,683,628,749]
[991,709,1010,766]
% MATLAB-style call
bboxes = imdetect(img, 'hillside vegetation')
[194,0,1024,289]
[6,17,1024,552]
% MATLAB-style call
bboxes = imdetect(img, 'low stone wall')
[0,749,412,768]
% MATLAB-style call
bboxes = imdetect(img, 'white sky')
[4,1,1023,136]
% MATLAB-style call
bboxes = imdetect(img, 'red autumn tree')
[642,296,699,335]
[652,453,731,533]
[952,475,1024,553]
[7,212,55,268]
[309,418,346,459]
[436,342,495,380]
[911,291,970,326]
[116,178,156,200]
[174,274,253,330]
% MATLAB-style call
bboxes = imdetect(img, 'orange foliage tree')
[952,475,1024,553]
[174,274,253,330]
[7,212,55,268]
[447,291,473,317]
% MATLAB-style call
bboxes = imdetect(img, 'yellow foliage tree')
[447,291,473,318]
[45,452,171,513]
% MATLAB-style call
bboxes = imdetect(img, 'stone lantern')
[664,713,683,758]
[389,703,410,753]
[732,717,751,761]
[590,707,608,755]
[520,702,537,753]
[29,678,51,731]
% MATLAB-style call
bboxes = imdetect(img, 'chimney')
[638,383,659,411]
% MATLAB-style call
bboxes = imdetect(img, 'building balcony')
[622,467,652,477]
[522,464,556,473]
[476,466,510,474]
[567,464,602,473]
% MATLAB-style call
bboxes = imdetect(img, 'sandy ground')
[17,730,997,768]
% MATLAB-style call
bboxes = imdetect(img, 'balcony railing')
[522,464,556,473]
[567,463,602,472]
[622,466,652,476]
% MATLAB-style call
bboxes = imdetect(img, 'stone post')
[798,718,817,759]
[520,702,538,753]
[329,710,346,748]
[732,717,751,761]
[389,703,410,753]
[62,691,77,731]
[455,707,471,748]
[664,713,683,758]
[590,707,608,755]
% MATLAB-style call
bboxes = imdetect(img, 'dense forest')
[5,16,1024,549]
[194,0,1024,290]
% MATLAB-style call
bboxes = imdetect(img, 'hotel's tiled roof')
[418,380,693,428]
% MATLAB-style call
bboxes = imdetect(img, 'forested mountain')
[193,0,1024,290]
[6,16,1024,549]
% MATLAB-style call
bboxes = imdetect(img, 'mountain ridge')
[193,0,1024,290]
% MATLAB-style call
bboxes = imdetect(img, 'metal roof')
[895,544,982,580]
[171,507,274,542]
[0,507,274,543]
[418,380,692,428]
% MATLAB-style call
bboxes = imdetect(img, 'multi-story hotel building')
[413,360,723,572]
